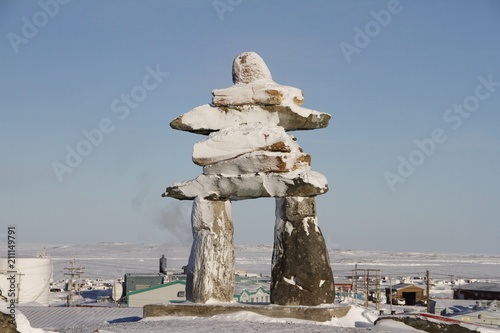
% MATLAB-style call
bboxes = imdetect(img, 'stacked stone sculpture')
[163,52,334,306]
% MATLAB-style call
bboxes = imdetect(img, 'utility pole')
[15,272,25,303]
[64,260,84,307]
[364,269,368,308]
[426,270,431,313]
[458,276,461,299]
[389,278,393,314]
[375,270,380,310]
[352,265,357,305]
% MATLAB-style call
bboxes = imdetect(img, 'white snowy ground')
[53,307,425,333]
[10,243,500,332]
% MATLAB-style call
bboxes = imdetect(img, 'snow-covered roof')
[387,283,424,291]
[128,280,186,296]
[125,273,164,277]
[454,282,500,292]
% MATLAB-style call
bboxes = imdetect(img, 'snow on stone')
[188,196,234,303]
[192,124,302,166]
[302,218,311,236]
[374,319,427,332]
[170,103,330,134]
[319,279,325,287]
[296,170,327,192]
[308,216,320,233]
[164,170,328,200]
[212,82,305,106]
[231,52,272,84]
[283,276,304,290]
[169,52,330,135]
[284,221,294,236]
[203,151,311,175]
[283,276,295,285]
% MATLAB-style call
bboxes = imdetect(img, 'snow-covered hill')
[17,243,500,283]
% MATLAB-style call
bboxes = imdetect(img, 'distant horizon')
[9,243,500,285]
[10,241,500,257]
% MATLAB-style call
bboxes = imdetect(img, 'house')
[123,273,164,295]
[453,282,500,300]
[234,286,270,303]
[127,280,186,307]
[385,283,425,305]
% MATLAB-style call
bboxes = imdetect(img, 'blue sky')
[1,1,499,254]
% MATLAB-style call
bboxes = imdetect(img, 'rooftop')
[454,282,500,293]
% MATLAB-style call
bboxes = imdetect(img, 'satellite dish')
[112,280,123,301]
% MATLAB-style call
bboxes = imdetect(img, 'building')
[123,273,164,296]
[454,282,500,300]
[126,280,186,307]
[385,283,425,305]
[234,287,270,303]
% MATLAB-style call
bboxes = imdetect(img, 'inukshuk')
[163,52,334,305]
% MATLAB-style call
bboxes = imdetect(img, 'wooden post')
[426,270,431,313]
[364,269,368,308]
[389,278,393,314]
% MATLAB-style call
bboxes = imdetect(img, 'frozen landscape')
[4,242,499,332]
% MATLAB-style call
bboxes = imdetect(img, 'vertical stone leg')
[271,197,335,306]
[186,195,235,303]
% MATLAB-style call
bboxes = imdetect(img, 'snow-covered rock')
[170,52,330,135]
[164,170,328,200]
[212,83,304,106]
[231,51,272,84]
[203,151,310,175]
[192,124,302,166]
[170,104,330,134]
[186,196,235,303]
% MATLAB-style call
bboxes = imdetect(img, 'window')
[177,291,185,297]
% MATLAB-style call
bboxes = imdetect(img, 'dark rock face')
[0,312,17,333]
[271,197,335,306]
[376,316,481,333]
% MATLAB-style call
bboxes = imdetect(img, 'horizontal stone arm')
[170,104,331,135]
[163,171,328,200]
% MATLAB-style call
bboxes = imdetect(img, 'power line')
[63,259,84,307]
